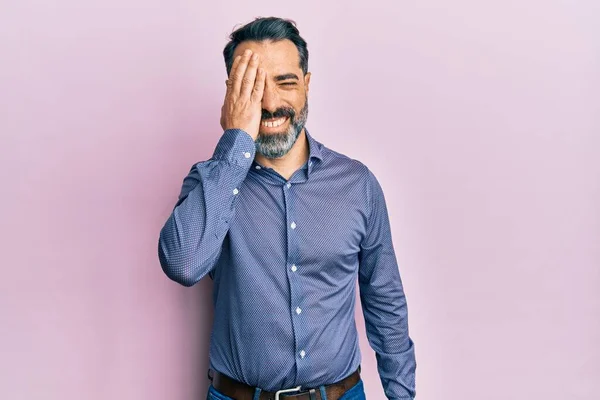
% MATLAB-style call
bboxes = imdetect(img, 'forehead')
[233,39,302,74]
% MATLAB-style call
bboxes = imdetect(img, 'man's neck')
[254,129,309,180]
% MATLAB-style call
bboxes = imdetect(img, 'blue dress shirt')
[158,128,416,399]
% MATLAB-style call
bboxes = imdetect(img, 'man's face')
[231,39,311,159]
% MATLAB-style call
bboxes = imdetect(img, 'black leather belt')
[208,365,361,400]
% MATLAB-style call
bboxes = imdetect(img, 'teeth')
[261,117,287,127]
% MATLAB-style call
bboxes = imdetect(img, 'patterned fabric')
[158,128,416,399]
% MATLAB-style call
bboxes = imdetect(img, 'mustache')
[261,107,295,120]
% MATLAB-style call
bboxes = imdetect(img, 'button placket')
[283,179,306,375]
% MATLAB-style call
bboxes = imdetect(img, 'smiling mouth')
[260,116,289,128]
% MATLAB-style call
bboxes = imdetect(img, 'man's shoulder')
[318,144,385,201]
[319,143,372,178]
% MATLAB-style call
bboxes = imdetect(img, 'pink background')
[1,1,599,399]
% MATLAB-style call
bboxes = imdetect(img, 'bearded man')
[158,16,417,400]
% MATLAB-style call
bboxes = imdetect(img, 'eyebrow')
[273,73,300,82]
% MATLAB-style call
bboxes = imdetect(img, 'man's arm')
[158,49,266,287]
[158,129,255,286]
[358,168,417,399]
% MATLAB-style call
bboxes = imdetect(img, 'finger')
[230,54,243,77]
[226,55,242,95]
[240,53,260,99]
[251,68,266,103]
[232,49,253,97]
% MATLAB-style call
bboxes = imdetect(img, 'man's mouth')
[261,116,289,128]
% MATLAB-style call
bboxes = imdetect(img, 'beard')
[254,97,309,159]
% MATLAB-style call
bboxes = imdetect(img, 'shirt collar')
[304,127,323,162]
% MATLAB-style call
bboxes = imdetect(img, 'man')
[158,17,417,400]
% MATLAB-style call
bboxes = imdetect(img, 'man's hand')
[220,49,266,140]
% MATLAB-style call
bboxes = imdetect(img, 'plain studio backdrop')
[1,1,598,399]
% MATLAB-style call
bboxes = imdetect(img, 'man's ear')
[304,72,311,94]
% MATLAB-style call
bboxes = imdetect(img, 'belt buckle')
[274,385,302,400]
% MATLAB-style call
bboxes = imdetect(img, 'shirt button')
[290,222,296,229]
[244,152,251,158]
[291,265,297,272]
[309,161,313,166]
[232,188,239,195]
[300,350,306,358]
[296,307,302,315]
[255,165,261,169]
[286,182,291,188]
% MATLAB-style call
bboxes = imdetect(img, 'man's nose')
[261,84,280,112]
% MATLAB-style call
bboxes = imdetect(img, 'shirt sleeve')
[358,169,417,399]
[158,128,255,287]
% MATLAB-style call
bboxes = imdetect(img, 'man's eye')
[280,82,296,86]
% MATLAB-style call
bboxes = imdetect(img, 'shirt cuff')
[211,128,256,167]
